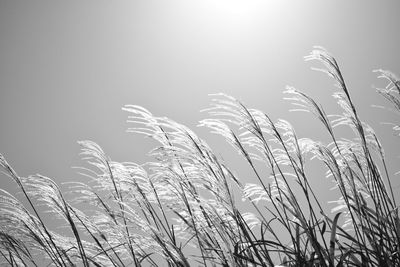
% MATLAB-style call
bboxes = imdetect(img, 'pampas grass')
[1,48,399,266]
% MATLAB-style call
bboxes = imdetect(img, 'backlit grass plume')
[1,48,399,266]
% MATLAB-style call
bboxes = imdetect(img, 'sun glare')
[200,0,283,30]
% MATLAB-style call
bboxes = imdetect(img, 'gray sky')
[1,1,400,203]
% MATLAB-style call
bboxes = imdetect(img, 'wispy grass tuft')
[1,48,399,266]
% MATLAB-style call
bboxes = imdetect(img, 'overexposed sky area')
[1,1,400,203]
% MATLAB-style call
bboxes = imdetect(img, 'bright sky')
[1,1,400,203]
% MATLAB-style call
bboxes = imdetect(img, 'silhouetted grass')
[1,48,399,266]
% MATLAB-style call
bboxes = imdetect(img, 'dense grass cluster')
[1,48,399,266]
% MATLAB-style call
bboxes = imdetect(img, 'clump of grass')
[1,47,399,266]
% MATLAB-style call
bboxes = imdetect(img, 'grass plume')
[1,47,399,266]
